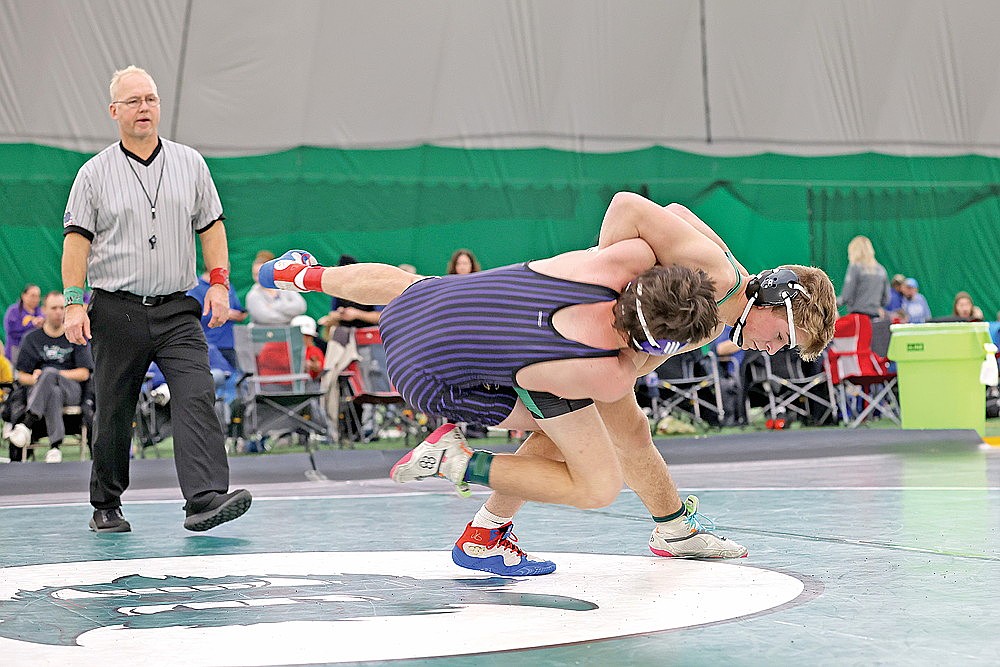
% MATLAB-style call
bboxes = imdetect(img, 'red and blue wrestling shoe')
[451,522,556,576]
[257,249,317,292]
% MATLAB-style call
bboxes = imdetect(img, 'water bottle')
[644,372,660,401]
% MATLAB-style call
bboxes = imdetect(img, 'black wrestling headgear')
[729,267,809,349]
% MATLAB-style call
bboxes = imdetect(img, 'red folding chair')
[337,328,412,445]
[825,314,900,427]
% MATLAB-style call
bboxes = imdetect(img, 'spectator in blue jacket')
[188,270,247,371]
[900,278,931,324]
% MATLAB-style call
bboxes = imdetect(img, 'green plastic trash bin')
[887,322,996,435]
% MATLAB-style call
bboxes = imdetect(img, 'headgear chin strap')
[628,281,686,356]
[729,268,810,350]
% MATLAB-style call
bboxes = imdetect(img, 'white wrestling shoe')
[390,423,473,485]
[649,495,748,559]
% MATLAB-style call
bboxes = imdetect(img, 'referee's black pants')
[88,290,229,512]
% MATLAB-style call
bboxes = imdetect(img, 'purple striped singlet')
[378,263,620,426]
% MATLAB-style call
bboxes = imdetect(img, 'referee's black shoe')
[184,489,253,532]
[89,508,132,533]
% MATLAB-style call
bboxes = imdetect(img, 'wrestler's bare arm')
[318,263,422,305]
[596,192,737,279]
[664,203,750,275]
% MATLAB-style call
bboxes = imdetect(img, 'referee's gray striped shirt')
[63,138,224,296]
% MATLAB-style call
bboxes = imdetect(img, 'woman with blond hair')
[838,235,890,318]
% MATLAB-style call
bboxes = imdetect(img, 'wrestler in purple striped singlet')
[378,263,621,426]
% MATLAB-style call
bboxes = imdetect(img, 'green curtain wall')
[2,143,999,331]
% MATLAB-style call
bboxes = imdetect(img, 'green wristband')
[63,286,85,306]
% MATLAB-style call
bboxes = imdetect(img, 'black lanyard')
[125,153,166,220]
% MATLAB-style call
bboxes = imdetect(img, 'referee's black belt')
[96,289,188,307]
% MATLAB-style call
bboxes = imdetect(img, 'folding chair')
[740,351,771,425]
[337,327,413,446]
[132,373,172,458]
[57,380,94,460]
[648,349,726,427]
[758,348,838,426]
[826,314,900,427]
[233,325,329,451]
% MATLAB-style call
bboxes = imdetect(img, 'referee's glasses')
[113,95,160,109]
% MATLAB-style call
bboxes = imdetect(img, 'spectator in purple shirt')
[4,284,44,365]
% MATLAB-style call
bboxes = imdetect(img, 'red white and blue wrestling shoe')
[451,521,556,576]
[257,249,317,292]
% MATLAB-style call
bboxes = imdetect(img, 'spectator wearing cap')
[886,273,907,318]
[290,315,325,380]
[900,278,931,323]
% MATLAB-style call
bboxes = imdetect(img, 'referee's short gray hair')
[109,65,156,101]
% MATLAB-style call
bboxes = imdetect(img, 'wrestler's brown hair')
[614,265,718,350]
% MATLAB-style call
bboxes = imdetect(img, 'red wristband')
[210,267,230,287]
[303,266,326,292]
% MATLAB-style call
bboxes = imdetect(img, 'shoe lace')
[496,526,529,558]
[682,494,716,533]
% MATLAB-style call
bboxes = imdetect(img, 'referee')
[62,65,251,533]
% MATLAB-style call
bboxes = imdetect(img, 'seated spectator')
[952,291,984,322]
[318,256,384,395]
[447,248,481,275]
[246,250,307,325]
[7,291,93,463]
[292,315,325,381]
[188,267,247,371]
[4,284,44,365]
[319,255,382,335]
[899,278,931,324]
[886,274,906,316]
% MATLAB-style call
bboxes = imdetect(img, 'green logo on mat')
[0,573,597,646]
[906,342,924,352]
